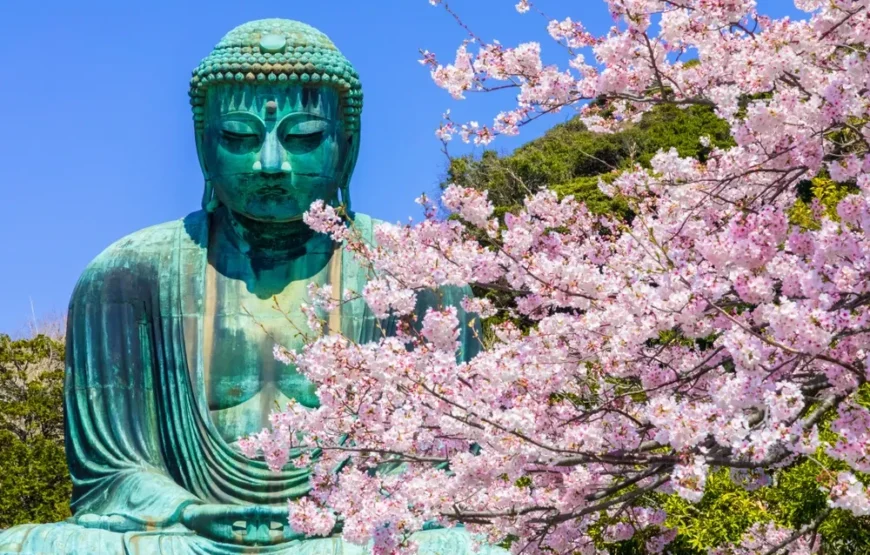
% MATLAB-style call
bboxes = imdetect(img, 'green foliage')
[789,176,858,229]
[631,456,869,554]
[661,470,768,553]
[815,509,870,554]
[445,104,732,219]
[0,334,71,528]
[552,174,629,217]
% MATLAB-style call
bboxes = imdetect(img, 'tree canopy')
[0,333,71,528]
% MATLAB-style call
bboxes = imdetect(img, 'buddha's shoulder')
[73,211,208,295]
[90,211,207,266]
[348,211,385,240]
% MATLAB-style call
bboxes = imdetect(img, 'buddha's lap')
[0,522,506,554]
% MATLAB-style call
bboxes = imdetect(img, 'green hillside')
[445,104,732,218]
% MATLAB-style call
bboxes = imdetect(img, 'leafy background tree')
[0,331,71,528]
[444,103,870,553]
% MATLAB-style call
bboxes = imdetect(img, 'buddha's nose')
[257,132,289,174]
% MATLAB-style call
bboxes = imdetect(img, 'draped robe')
[0,210,503,555]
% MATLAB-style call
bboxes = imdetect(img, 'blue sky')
[0,0,803,334]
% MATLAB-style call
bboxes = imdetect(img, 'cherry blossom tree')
[241,0,870,552]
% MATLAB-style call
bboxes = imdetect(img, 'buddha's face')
[200,84,351,222]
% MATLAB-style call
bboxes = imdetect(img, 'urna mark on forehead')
[207,84,340,119]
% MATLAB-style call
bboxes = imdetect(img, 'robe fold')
[0,211,501,555]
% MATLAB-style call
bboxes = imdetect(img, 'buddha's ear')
[195,131,208,177]
[195,132,219,213]
[340,131,360,212]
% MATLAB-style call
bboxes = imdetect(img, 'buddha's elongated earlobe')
[196,128,220,213]
[202,179,219,213]
[339,133,359,213]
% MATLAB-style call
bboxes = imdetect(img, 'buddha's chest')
[198,248,336,443]
[205,287,318,407]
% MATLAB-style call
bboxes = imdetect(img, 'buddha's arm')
[64,251,202,530]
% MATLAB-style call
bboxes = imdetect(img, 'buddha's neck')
[214,207,330,259]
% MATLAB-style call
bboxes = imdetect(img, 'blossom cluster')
[240,0,870,552]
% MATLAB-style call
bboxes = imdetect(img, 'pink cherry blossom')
[828,471,870,517]
[421,307,460,352]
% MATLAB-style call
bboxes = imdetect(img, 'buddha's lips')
[246,173,323,188]
[258,184,290,198]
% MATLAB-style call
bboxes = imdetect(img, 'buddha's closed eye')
[281,119,327,145]
[221,121,260,138]
[221,130,260,143]
[279,120,329,153]
[219,121,262,153]
[284,119,327,136]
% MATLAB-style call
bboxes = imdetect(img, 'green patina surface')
[0,19,504,555]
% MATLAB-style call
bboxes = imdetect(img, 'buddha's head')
[190,19,362,222]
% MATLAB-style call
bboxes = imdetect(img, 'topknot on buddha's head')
[189,19,363,134]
